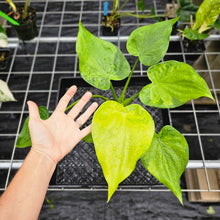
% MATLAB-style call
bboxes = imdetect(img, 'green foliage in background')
[182,0,220,40]
[176,0,199,22]
[16,106,50,148]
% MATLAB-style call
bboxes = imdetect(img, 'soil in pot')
[0,48,10,70]
[8,6,38,41]
[182,37,205,53]
[101,14,120,36]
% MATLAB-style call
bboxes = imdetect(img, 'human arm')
[0,85,98,220]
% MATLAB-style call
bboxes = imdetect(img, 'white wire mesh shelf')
[0,0,220,197]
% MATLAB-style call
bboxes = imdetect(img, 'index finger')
[56,85,77,112]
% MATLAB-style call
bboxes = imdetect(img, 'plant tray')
[50,76,169,188]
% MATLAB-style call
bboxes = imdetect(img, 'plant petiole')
[6,0,17,12]
[22,0,30,20]
[110,82,120,102]
[123,92,140,106]
[119,57,139,103]
[118,0,130,12]
[112,0,120,15]
[92,94,109,101]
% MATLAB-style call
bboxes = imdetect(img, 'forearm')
[0,149,56,220]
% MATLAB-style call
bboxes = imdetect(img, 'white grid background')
[0,0,220,195]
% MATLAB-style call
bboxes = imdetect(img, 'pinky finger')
[81,124,92,139]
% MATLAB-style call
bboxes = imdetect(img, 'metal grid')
[0,0,220,195]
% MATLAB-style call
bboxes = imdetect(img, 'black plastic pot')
[0,48,10,70]
[182,38,205,53]
[10,7,38,41]
[50,76,169,188]
[101,14,120,36]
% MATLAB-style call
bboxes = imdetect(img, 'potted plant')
[178,0,220,52]
[0,24,10,70]
[101,0,171,36]
[6,0,38,41]
[16,18,214,205]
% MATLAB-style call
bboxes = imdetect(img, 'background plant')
[104,0,170,22]
[176,0,199,22]
[16,17,214,205]
[6,0,30,21]
[180,0,220,40]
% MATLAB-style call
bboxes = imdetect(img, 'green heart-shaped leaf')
[16,106,50,148]
[92,101,155,201]
[76,22,130,90]
[126,17,179,66]
[141,125,189,205]
[139,60,214,108]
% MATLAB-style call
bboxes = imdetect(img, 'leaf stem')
[123,92,140,106]
[112,0,119,14]
[118,0,130,12]
[119,57,139,102]
[65,95,109,112]
[22,0,30,20]
[110,82,120,102]
[65,100,79,112]
[190,14,193,29]
[118,10,175,19]
[92,94,109,101]
[6,0,17,12]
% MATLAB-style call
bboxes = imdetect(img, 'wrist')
[30,147,57,167]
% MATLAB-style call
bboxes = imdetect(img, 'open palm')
[27,86,98,163]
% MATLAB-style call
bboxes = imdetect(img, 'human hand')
[27,85,98,164]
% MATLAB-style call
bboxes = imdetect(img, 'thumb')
[27,101,40,121]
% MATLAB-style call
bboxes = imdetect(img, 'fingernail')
[86,91,92,96]
[71,85,77,90]
[93,102,99,107]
